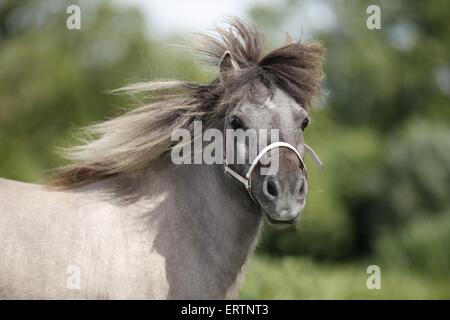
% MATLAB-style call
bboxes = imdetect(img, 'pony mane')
[50,17,325,188]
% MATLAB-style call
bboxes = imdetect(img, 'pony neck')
[147,160,263,298]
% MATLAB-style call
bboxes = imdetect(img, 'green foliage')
[320,0,450,129]
[0,0,206,182]
[381,121,450,219]
[376,212,450,276]
[240,255,450,299]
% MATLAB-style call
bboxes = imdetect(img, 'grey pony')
[0,18,324,299]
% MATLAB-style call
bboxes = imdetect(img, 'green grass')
[240,255,450,299]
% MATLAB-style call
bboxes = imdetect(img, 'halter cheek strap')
[304,144,324,170]
[224,141,324,193]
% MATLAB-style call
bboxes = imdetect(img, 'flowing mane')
[50,17,325,188]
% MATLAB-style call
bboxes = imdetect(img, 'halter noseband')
[224,141,323,197]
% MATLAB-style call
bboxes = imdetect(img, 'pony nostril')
[266,179,279,198]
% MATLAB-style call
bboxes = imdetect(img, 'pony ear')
[219,51,240,81]
[283,32,295,45]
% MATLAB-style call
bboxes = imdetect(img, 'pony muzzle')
[224,142,322,225]
[263,209,300,226]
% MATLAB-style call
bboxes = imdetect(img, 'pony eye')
[229,116,242,130]
[301,117,309,131]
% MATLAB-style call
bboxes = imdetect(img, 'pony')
[0,17,324,299]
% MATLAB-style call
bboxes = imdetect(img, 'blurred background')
[0,0,449,298]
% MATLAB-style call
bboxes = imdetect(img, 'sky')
[115,0,338,39]
[118,0,257,37]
